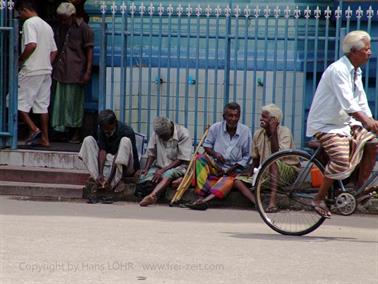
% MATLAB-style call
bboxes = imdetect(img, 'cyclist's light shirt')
[306,56,372,137]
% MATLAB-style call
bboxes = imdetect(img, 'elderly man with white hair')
[138,117,192,206]
[306,30,378,218]
[51,2,93,143]
[232,103,298,212]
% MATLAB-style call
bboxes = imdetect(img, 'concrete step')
[0,149,85,170]
[0,181,83,199]
[0,166,89,185]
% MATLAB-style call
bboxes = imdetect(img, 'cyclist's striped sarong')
[315,127,375,180]
[194,154,239,199]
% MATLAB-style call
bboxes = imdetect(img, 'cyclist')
[306,30,378,218]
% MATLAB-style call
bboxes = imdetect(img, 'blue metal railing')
[95,3,377,148]
[0,2,18,149]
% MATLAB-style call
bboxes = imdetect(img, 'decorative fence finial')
[264,6,270,18]
[254,5,260,18]
[314,6,321,19]
[335,6,342,19]
[195,5,202,17]
[100,1,107,14]
[167,4,173,16]
[120,2,127,15]
[274,6,281,19]
[356,6,363,19]
[186,4,192,17]
[205,5,212,17]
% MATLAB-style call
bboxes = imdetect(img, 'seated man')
[234,104,298,212]
[79,109,140,201]
[187,102,251,210]
[138,117,192,207]
[306,30,378,218]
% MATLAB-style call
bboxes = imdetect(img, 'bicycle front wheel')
[255,149,326,236]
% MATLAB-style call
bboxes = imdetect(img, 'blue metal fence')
[95,2,378,147]
[1,2,378,149]
[0,1,18,149]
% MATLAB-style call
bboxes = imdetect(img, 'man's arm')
[151,160,186,183]
[351,111,378,134]
[204,146,226,164]
[18,42,37,66]
[81,46,93,84]
[50,50,57,64]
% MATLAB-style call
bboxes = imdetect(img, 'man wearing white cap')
[51,2,93,143]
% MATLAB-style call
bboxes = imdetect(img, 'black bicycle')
[253,141,378,236]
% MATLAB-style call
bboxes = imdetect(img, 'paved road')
[0,195,377,284]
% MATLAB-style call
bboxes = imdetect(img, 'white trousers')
[78,136,134,189]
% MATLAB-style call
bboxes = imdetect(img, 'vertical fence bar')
[334,6,342,61]
[9,19,18,149]
[312,7,320,96]
[301,7,310,147]
[251,7,259,133]
[175,6,183,124]
[281,7,289,125]
[166,5,173,118]
[128,9,135,124]
[356,6,361,30]
[345,6,351,33]
[213,7,220,123]
[147,4,154,136]
[291,9,299,137]
[364,6,373,92]
[138,4,145,132]
[232,7,240,101]
[184,5,192,127]
[99,8,107,111]
[272,7,279,103]
[156,4,163,117]
[0,6,4,135]
[204,6,211,128]
[375,39,378,118]
[242,7,250,124]
[120,3,127,122]
[262,6,269,106]
[324,7,330,70]
[223,4,232,105]
[110,5,116,109]
[194,6,201,143]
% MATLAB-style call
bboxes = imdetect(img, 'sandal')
[185,202,209,211]
[311,200,331,219]
[139,194,157,207]
[265,206,279,213]
[25,129,41,145]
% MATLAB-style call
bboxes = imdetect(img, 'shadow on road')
[223,232,378,244]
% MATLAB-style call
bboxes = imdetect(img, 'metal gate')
[95,1,378,147]
[0,1,18,149]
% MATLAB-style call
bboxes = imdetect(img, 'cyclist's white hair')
[262,104,282,123]
[342,30,371,55]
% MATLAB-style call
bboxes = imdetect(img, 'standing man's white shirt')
[20,16,57,76]
[306,55,372,137]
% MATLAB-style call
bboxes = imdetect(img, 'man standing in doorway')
[15,0,57,147]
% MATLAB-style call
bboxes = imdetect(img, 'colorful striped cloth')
[194,154,239,199]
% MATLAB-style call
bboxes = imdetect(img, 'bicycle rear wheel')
[255,149,326,236]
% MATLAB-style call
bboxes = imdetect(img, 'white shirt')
[20,16,57,76]
[306,56,372,137]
